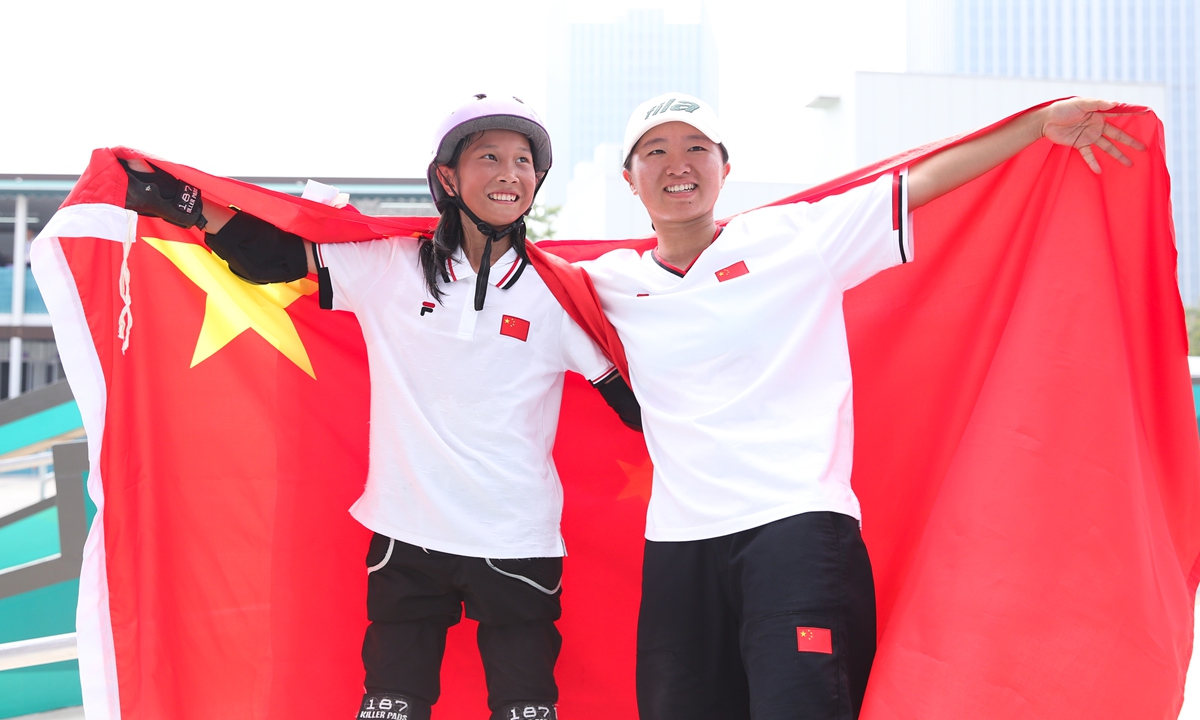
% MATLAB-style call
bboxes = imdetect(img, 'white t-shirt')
[320,239,614,558]
[581,170,913,542]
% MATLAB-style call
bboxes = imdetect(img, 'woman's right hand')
[121,158,235,233]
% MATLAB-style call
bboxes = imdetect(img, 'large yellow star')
[143,237,318,378]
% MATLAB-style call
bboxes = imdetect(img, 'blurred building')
[907,0,1200,303]
[0,175,432,401]
[544,8,720,205]
[854,72,1165,167]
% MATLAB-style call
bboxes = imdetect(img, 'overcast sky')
[2,0,906,181]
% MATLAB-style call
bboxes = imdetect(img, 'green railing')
[0,382,88,718]
[0,268,47,315]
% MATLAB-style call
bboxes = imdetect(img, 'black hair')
[418,132,530,303]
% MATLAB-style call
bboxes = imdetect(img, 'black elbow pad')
[205,212,309,284]
[594,370,642,432]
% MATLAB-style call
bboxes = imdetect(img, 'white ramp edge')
[0,632,77,672]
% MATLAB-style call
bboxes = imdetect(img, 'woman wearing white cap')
[579,92,1143,719]
[119,94,641,720]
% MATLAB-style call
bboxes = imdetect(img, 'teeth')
[489,193,518,202]
[666,184,697,193]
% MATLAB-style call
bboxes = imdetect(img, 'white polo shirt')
[320,239,614,558]
[581,170,913,542]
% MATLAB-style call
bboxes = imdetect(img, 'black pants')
[362,534,564,711]
[637,512,877,720]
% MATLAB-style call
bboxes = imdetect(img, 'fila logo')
[419,301,435,316]
[715,260,749,282]
[644,98,701,119]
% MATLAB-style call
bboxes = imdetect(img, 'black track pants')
[362,535,564,711]
[636,511,877,720]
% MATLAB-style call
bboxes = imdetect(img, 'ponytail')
[418,203,464,303]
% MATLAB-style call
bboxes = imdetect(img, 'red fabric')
[40,101,1199,720]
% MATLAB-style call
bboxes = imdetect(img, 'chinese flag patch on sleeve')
[500,315,531,342]
[797,627,833,654]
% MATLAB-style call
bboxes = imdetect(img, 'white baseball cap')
[622,91,727,167]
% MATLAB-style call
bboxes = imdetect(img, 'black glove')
[120,159,207,230]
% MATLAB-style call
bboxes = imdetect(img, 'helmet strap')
[449,196,526,311]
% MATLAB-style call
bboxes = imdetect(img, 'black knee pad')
[357,692,431,720]
[491,701,557,720]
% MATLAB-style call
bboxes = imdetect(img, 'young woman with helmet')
[122,93,640,720]
[579,92,1143,720]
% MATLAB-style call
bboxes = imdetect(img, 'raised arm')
[123,158,319,276]
[907,97,1146,211]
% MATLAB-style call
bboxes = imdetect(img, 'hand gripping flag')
[31,102,1200,720]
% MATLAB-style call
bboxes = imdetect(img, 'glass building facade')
[909,0,1200,303]
[545,9,719,204]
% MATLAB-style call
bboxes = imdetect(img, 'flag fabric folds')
[31,103,1199,720]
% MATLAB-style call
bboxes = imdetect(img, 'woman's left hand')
[1041,97,1147,173]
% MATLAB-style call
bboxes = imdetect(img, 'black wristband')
[593,370,642,432]
[312,242,334,309]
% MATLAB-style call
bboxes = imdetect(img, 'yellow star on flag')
[143,237,319,378]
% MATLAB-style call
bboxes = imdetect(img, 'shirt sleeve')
[559,310,615,383]
[809,168,914,291]
[316,238,402,313]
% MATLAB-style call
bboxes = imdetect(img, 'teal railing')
[0,383,88,718]
[0,268,47,315]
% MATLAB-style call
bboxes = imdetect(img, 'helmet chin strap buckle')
[450,197,526,312]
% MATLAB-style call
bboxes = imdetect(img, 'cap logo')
[645,99,701,119]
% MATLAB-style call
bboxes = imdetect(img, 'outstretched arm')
[907,97,1146,211]
[124,158,319,276]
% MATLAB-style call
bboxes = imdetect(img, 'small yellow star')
[142,237,318,378]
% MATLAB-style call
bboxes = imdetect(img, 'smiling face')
[436,128,539,228]
[624,121,730,227]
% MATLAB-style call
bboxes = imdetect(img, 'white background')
[0,0,905,183]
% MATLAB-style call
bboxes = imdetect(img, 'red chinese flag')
[714,260,749,282]
[797,627,833,654]
[33,100,1200,720]
[500,315,531,342]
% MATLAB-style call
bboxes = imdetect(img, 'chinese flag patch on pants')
[797,627,832,654]
[500,315,530,341]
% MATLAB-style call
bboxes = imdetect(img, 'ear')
[719,162,731,189]
[623,168,638,196]
[436,166,458,197]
